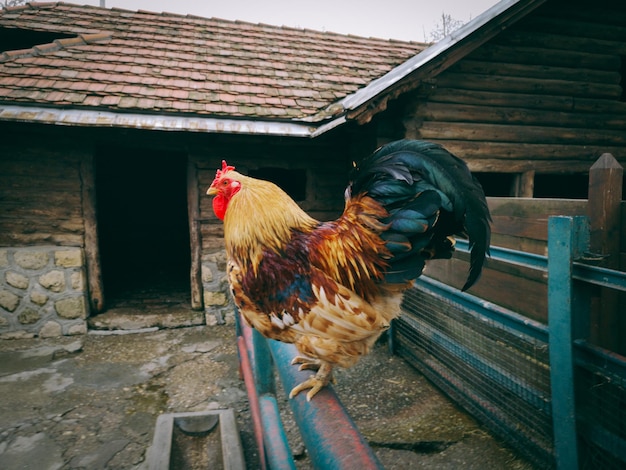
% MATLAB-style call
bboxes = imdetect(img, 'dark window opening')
[0,27,74,53]
[96,146,191,310]
[249,168,307,201]
[472,172,517,197]
[534,174,589,199]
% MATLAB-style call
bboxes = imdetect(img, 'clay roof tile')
[0,2,427,122]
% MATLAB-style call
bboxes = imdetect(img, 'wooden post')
[81,154,105,313]
[587,153,623,352]
[187,159,203,311]
[512,170,534,197]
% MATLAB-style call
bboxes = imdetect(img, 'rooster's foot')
[289,362,334,401]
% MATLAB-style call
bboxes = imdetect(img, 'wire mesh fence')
[395,281,626,469]
[575,346,626,469]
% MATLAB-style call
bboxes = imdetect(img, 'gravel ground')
[0,322,536,469]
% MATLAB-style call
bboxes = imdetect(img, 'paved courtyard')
[0,320,534,469]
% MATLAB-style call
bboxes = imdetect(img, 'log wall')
[0,144,86,247]
[404,0,626,176]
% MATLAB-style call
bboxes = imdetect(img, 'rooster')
[207,139,490,401]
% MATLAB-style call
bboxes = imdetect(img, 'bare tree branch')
[426,12,465,42]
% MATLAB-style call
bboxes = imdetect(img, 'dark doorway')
[95,146,191,310]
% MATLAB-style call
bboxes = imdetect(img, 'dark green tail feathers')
[348,139,491,291]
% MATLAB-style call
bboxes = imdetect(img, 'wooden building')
[0,0,624,338]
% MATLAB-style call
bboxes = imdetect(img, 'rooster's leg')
[289,362,333,401]
[291,355,321,371]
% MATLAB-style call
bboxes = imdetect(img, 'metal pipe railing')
[236,313,383,469]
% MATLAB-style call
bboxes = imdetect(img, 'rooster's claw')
[289,361,334,401]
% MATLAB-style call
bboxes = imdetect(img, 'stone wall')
[0,246,88,339]
[201,251,235,325]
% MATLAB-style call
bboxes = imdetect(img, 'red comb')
[216,160,235,178]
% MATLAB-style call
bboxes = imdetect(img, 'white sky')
[63,0,501,42]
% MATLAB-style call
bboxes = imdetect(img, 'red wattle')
[213,194,227,221]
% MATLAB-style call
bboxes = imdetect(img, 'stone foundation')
[0,247,88,339]
[201,251,235,325]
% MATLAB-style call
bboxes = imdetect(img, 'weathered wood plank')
[468,43,620,70]
[459,197,586,254]
[0,232,83,246]
[80,154,104,314]
[512,171,535,197]
[428,88,626,114]
[449,59,620,85]
[417,121,626,146]
[466,159,598,174]
[414,101,626,130]
[521,15,626,43]
[0,175,82,191]
[0,202,82,219]
[498,29,626,56]
[489,233,548,256]
[424,140,626,163]
[588,154,623,262]
[587,154,623,352]
[187,159,203,311]
[435,72,622,100]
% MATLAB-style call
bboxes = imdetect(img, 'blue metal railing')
[236,312,384,470]
[456,237,626,293]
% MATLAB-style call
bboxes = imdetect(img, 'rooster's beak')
[207,186,218,196]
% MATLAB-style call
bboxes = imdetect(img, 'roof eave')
[0,105,326,137]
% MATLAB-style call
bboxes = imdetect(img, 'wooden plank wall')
[404,0,626,175]
[0,144,86,247]
[425,197,625,353]
[425,197,587,322]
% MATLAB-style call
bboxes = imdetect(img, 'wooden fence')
[425,154,625,354]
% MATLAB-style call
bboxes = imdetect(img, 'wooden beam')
[187,158,203,311]
[512,171,535,197]
[470,42,620,70]
[414,101,626,130]
[436,72,622,100]
[418,121,626,146]
[428,87,626,114]
[80,153,105,314]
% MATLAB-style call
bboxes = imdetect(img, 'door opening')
[95,146,191,311]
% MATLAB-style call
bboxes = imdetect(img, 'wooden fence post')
[512,170,535,197]
[587,153,623,352]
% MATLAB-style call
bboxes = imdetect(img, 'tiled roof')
[0,2,427,129]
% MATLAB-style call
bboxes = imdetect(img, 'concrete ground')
[0,313,536,469]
